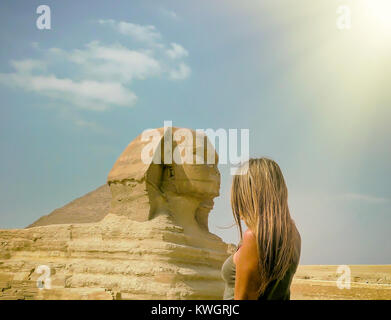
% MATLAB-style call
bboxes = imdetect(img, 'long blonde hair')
[231,158,296,295]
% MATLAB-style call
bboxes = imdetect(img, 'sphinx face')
[160,129,220,199]
[158,135,220,232]
[177,163,220,198]
[160,162,220,199]
[159,163,219,233]
[108,127,221,224]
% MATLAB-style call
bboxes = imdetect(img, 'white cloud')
[96,20,191,80]
[169,62,191,80]
[0,19,190,117]
[10,59,46,73]
[341,193,389,204]
[160,8,179,21]
[166,43,188,60]
[0,70,137,111]
[53,41,162,83]
[98,19,161,44]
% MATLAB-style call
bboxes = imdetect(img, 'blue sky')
[0,0,390,264]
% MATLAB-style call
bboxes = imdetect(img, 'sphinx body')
[0,127,229,300]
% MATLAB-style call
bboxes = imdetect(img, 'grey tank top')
[221,225,301,300]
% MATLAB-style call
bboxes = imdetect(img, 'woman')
[221,158,301,300]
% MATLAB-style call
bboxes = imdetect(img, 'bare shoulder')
[243,229,256,244]
[235,229,258,270]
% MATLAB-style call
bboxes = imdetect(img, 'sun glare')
[364,0,391,32]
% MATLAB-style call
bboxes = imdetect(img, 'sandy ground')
[291,265,391,300]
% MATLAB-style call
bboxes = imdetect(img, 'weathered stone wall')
[0,214,228,299]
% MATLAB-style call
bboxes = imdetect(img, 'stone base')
[0,214,229,300]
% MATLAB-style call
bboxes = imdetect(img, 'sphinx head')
[107,127,220,232]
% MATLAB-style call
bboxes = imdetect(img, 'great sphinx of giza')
[0,127,229,300]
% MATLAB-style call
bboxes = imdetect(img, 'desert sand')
[291,265,391,300]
